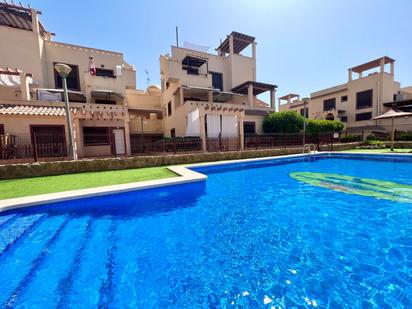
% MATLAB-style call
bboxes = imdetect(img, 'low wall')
[319,142,362,151]
[393,141,412,148]
[0,147,305,180]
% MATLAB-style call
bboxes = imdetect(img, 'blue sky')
[31,0,412,97]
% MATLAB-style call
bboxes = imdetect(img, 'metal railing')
[303,143,316,154]
[0,131,346,164]
[206,136,240,152]
[244,133,336,150]
[131,136,202,154]
[0,134,67,162]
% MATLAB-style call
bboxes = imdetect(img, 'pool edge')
[0,165,206,213]
[1,151,411,212]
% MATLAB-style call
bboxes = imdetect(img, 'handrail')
[303,143,316,154]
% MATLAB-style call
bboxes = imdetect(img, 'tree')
[263,111,304,133]
[306,119,344,149]
[306,119,344,136]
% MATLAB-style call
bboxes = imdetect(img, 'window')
[211,72,223,90]
[323,98,336,111]
[95,68,115,78]
[31,125,65,144]
[300,107,309,118]
[95,99,117,105]
[340,116,348,122]
[54,63,80,91]
[356,112,372,121]
[83,127,110,145]
[356,89,373,109]
[341,95,348,102]
[243,122,256,135]
[170,128,176,137]
[167,101,172,116]
[0,124,4,135]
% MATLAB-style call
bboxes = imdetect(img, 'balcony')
[84,73,127,103]
[164,57,212,89]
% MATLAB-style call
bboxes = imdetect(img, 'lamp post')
[140,116,145,152]
[54,63,77,160]
[302,98,309,153]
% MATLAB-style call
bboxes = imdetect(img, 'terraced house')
[160,31,276,151]
[0,1,162,161]
[0,2,277,161]
[279,57,412,136]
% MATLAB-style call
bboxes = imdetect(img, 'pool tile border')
[0,165,206,213]
[1,151,411,212]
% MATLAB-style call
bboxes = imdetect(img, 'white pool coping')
[0,165,206,213]
[1,151,411,212]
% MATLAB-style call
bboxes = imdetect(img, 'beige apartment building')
[159,31,276,150]
[0,2,165,159]
[0,3,276,160]
[279,57,412,136]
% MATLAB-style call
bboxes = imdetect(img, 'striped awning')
[0,2,47,36]
[0,73,38,88]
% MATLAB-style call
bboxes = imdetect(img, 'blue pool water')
[0,154,411,308]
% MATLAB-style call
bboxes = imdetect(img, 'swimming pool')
[0,153,411,308]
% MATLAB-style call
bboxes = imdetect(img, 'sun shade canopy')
[216,31,255,54]
[182,56,207,68]
[383,99,412,111]
[350,56,395,73]
[0,72,38,88]
[37,88,86,103]
[0,2,49,36]
[372,109,412,120]
[231,81,277,96]
[91,90,124,100]
[278,93,300,100]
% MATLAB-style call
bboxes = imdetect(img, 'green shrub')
[263,111,304,133]
[365,140,385,147]
[306,119,345,136]
[397,131,412,141]
[340,134,361,143]
[365,134,386,141]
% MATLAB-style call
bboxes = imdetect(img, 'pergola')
[383,99,412,112]
[231,81,277,109]
[348,56,395,80]
[278,93,300,104]
[216,31,256,57]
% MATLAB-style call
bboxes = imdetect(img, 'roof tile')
[0,104,71,116]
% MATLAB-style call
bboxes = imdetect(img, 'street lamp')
[54,63,77,160]
[302,97,309,153]
[140,116,145,152]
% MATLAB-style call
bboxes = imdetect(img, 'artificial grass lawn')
[0,166,177,200]
[340,148,412,154]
